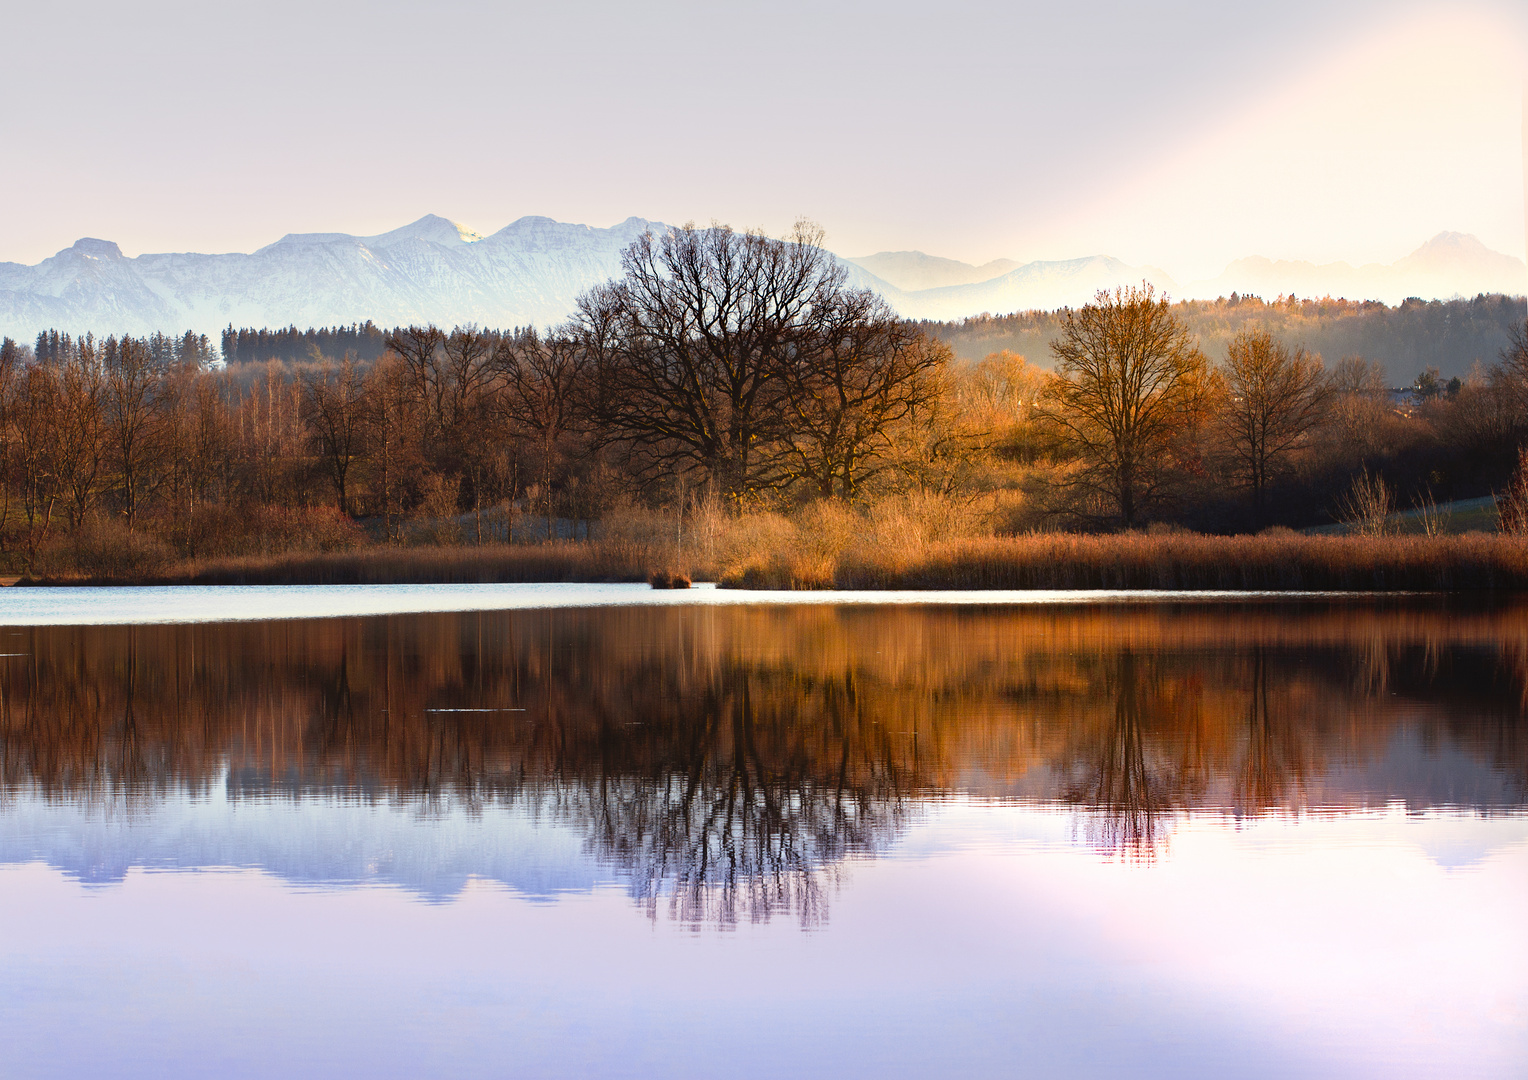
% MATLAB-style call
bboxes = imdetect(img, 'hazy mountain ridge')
[1,217,1522,343]
[892,255,1179,320]
[1192,232,1528,305]
[859,232,1526,312]
[848,250,1021,290]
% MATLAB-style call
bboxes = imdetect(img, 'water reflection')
[0,601,1524,920]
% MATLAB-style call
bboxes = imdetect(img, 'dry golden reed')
[20,505,1528,592]
[820,532,1528,592]
[23,541,652,587]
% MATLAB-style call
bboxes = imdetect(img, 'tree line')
[1,220,1526,572]
[220,323,389,366]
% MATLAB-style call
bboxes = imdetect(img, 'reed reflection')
[0,601,1524,917]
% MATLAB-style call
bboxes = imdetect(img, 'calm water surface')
[0,587,1524,1078]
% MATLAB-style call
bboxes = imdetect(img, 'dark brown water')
[1,593,1524,1078]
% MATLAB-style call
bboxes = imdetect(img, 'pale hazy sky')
[1,0,1524,276]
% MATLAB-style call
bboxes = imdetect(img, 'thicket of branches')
[1029,286,1528,532]
[2,223,1527,577]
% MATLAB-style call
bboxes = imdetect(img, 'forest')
[2,221,1528,584]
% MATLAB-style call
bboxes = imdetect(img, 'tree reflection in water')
[539,666,919,927]
[0,601,1524,921]
[1063,651,1180,861]
[1233,648,1315,817]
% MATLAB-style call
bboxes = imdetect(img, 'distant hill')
[884,255,1178,320]
[1189,233,1527,305]
[857,233,1526,315]
[847,251,1020,291]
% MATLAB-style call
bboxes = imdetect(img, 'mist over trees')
[928,292,1527,381]
[2,221,1528,577]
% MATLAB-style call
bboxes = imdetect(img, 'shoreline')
[12,532,1528,593]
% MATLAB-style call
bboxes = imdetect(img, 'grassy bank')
[18,530,1528,592]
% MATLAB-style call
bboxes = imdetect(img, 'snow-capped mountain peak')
[70,238,125,261]
[486,215,657,251]
[365,214,483,248]
[0,215,670,342]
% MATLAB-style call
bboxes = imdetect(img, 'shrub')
[1336,468,1394,537]
[34,515,174,581]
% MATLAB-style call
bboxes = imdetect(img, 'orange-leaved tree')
[1041,285,1209,528]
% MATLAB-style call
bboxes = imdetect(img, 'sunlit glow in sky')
[0,0,1522,274]
[1072,13,1528,278]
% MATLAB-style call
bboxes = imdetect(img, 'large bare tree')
[13,363,61,567]
[299,355,369,515]
[104,337,161,531]
[55,341,105,533]
[384,325,444,418]
[361,355,424,544]
[1216,329,1330,510]
[574,221,848,501]
[776,292,949,500]
[1489,319,1528,425]
[496,329,586,537]
[1041,286,1208,527]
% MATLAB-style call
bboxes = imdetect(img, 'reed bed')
[19,528,1528,593]
[817,532,1528,592]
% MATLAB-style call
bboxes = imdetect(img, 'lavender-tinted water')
[1,589,1523,1078]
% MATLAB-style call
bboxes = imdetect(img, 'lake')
[0,587,1524,1078]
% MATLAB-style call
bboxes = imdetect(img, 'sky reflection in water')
[0,592,1524,1078]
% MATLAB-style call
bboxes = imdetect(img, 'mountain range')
[1,216,1523,343]
[0,215,657,343]
[849,232,1527,315]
